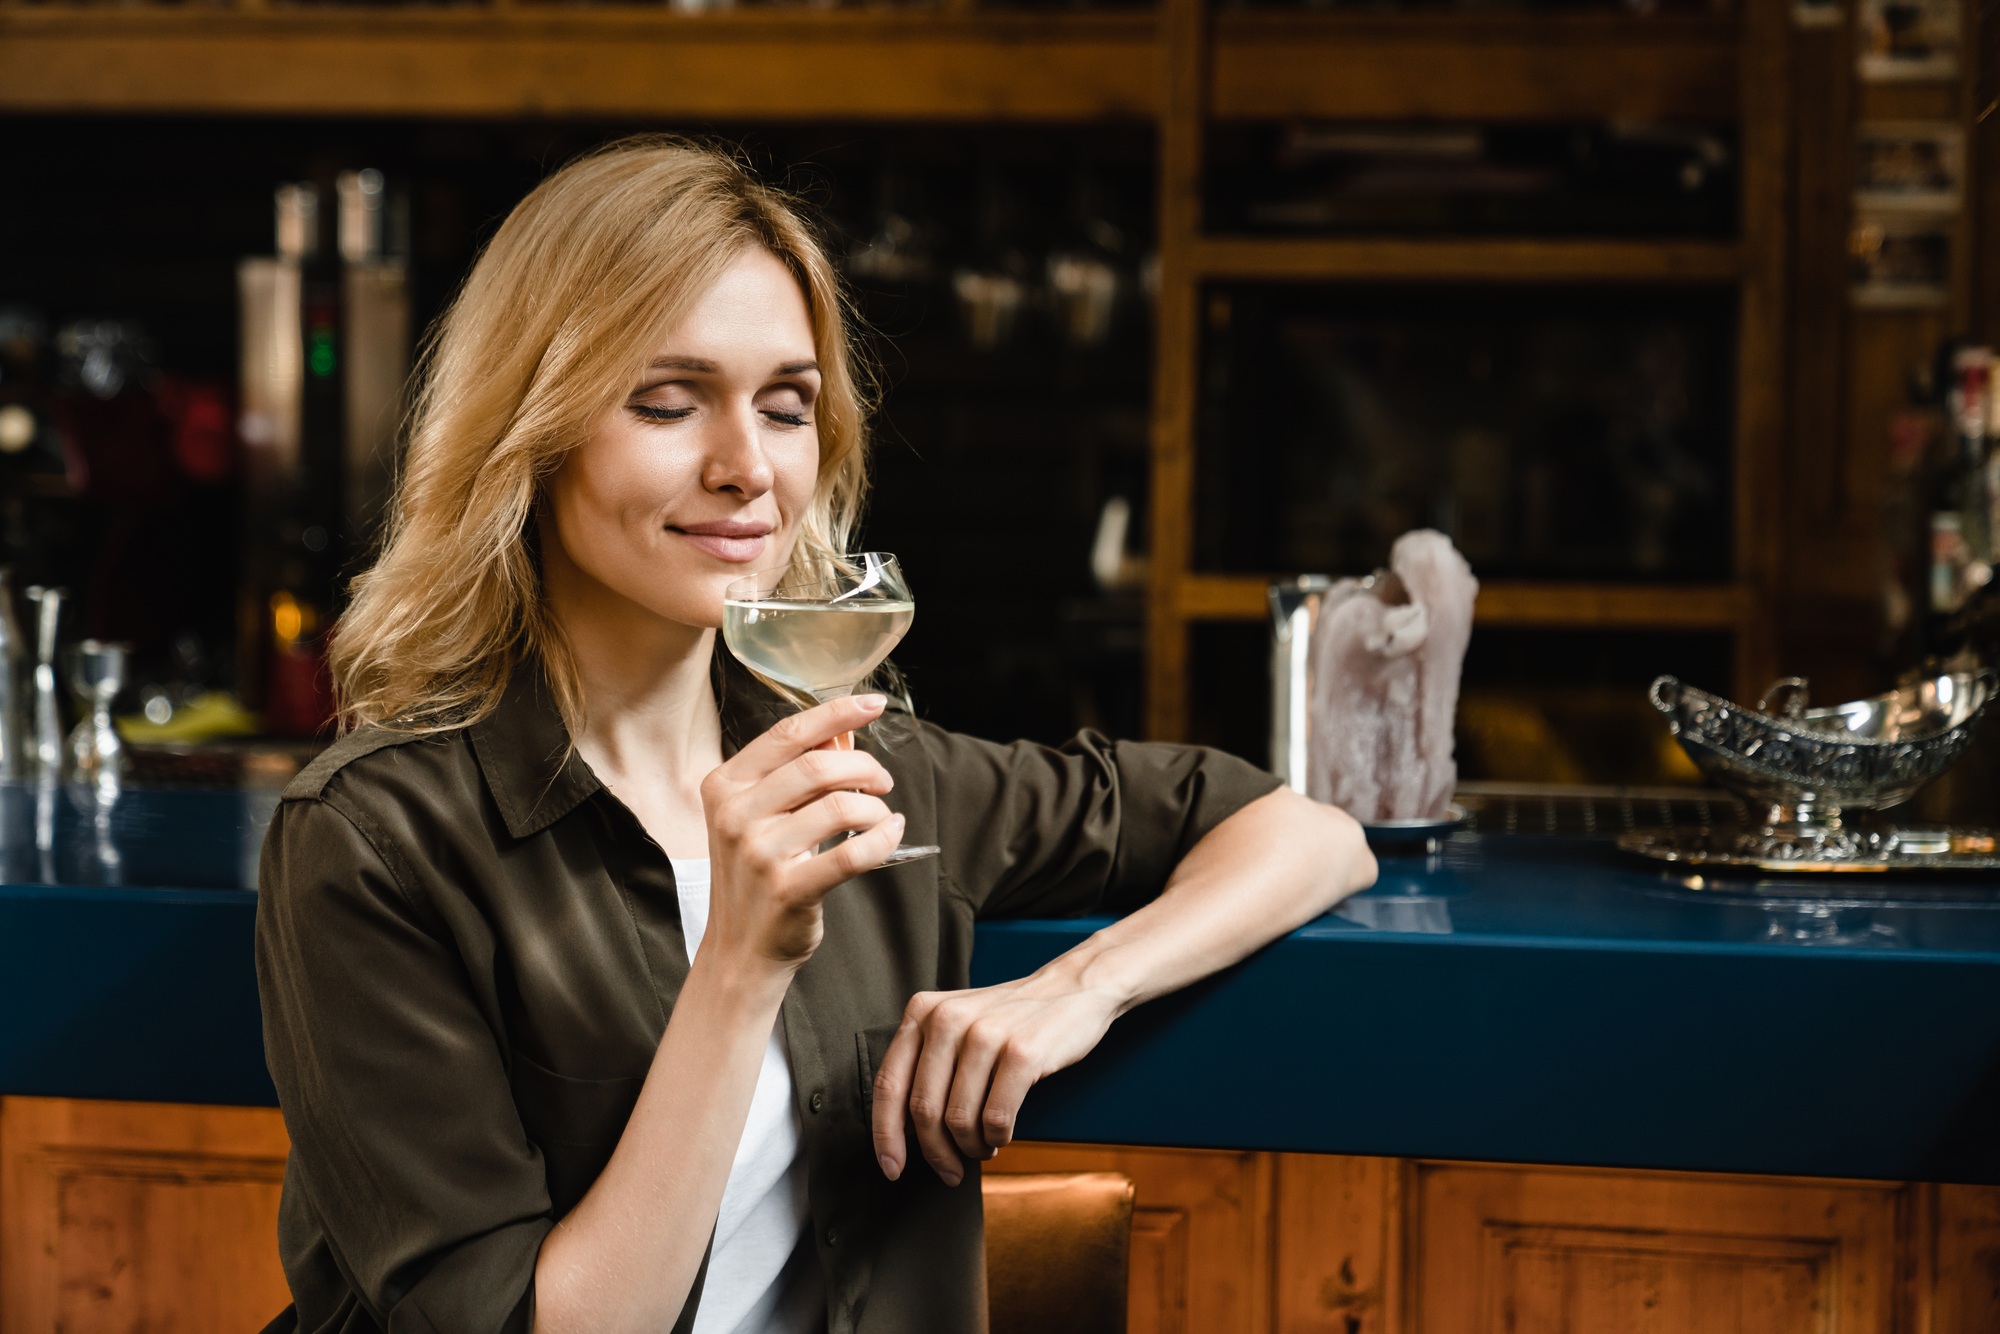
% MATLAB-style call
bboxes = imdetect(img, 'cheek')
[560,430,694,530]
[772,433,823,523]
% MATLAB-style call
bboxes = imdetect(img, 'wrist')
[680,947,793,1025]
[1034,935,1146,1018]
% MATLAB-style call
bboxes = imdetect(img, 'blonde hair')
[332,136,871,734]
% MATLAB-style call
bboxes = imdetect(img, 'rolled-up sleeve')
[922,724,1283,920]
[256,796,551,1333]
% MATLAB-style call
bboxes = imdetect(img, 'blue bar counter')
[5,783,2000,1184]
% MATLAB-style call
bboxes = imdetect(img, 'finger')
[871,1012,927,1181]
[774,791,894,854]
[728,695,886,781]
[942,1021,1005,1161]
[979,1043,1041,1153]
[907,1006,971,1186]
[752,748,893,818]
[791,813,905,897]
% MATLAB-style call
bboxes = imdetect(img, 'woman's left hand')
[870,972,1126,1186]
[871,788,1373,1188]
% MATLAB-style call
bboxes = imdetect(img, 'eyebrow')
[644,357,821,376]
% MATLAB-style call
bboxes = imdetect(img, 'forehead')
[651,246,815,364]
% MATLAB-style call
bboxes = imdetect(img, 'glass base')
[883,843,941,865]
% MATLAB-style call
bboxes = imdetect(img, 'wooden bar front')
[6,1096,2000,1332]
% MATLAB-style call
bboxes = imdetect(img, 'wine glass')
[723,552,939,865]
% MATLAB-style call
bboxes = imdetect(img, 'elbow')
[1329,804,1377,898]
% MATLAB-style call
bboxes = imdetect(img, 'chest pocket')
[508,1046,645,1213]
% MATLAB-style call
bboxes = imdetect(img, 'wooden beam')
[1732,0,1790,701]
[1143,0,1205,743]
[0,10,1158,120]
[1211,13,1739,122]
[1173,574,1757,630]
[1191,238,1743,284]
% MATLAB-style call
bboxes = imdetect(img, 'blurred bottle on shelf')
[264,590,334,738]
[1928,345,1996,617]
[239,173,409,735]
[0,570,25,781]
[338,168,412,549]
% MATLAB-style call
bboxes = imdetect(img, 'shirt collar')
[467,664,602,840]
[467,650,792,840]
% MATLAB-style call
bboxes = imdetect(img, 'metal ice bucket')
[1269,577,1334,793]
[1649,670,1999,859]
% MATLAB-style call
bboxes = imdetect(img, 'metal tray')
[1618,826,2000,874]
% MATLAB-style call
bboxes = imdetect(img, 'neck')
[544,560,723,794]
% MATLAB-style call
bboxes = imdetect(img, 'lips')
[670,519,773,564]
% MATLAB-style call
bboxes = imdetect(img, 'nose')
[700,399,775,500]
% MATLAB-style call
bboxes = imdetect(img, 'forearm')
[532,953,791,1334]
[1043,788,1375,1013]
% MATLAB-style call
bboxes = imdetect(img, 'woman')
[256,137,1376,1334]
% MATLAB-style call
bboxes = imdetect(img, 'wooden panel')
[1211,13,1739,122]
[1409,1162,1902,1334]
[1173,573,1755,630]
[1192,239,1742,284]
[0,10,1156,120]
[993,1143,1274,1334]
[1934,1184,2000,1334]
[1,1096,292,1334]
[1129,1199,1191,1334]
[1275,1153,1404,1334]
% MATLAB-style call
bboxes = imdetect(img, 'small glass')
[724,553,939,865]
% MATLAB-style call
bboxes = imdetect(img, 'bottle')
[1927,347,1995,619]
[336,168,411,551]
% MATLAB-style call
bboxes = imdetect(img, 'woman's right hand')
[697,693,905,974]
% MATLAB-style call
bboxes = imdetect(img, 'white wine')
[722,599,914,698]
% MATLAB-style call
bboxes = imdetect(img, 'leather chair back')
[982,1170,1135,1334]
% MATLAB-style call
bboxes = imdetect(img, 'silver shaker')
[25,586,65,782]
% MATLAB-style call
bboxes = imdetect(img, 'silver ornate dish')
[1638,670,1999,865]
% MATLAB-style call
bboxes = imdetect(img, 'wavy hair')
[332,136,872,735]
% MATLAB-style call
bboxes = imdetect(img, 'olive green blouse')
[254,662,1281,1334]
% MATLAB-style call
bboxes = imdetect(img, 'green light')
[309,327,337,378]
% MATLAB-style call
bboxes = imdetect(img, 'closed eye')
[630,403,694,423]
[765,409,812,427]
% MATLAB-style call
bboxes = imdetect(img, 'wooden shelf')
[1191,237,1744,283]
[1172,573,1756,630]
[1211,12,1740,122]
[0,8,1158,119]
[0,8,1742,122]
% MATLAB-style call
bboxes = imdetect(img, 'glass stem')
[811,685,857,751]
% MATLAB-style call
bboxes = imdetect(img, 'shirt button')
[810,1091,824,1113]
[825,1227,839,1248]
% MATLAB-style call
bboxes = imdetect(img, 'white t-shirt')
[670,857,826,1334]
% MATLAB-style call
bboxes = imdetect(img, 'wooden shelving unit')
[0,0,1815,748]
[1210,11,1740,120]
[1145,0,1790,740]
[0,9,1159,120]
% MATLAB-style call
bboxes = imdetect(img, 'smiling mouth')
[669,522,773,563]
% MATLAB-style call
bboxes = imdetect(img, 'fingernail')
[891,813,906,833]
[879,1154,900,1180]
[941,1171,962,1187]
[858,693,887,711]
